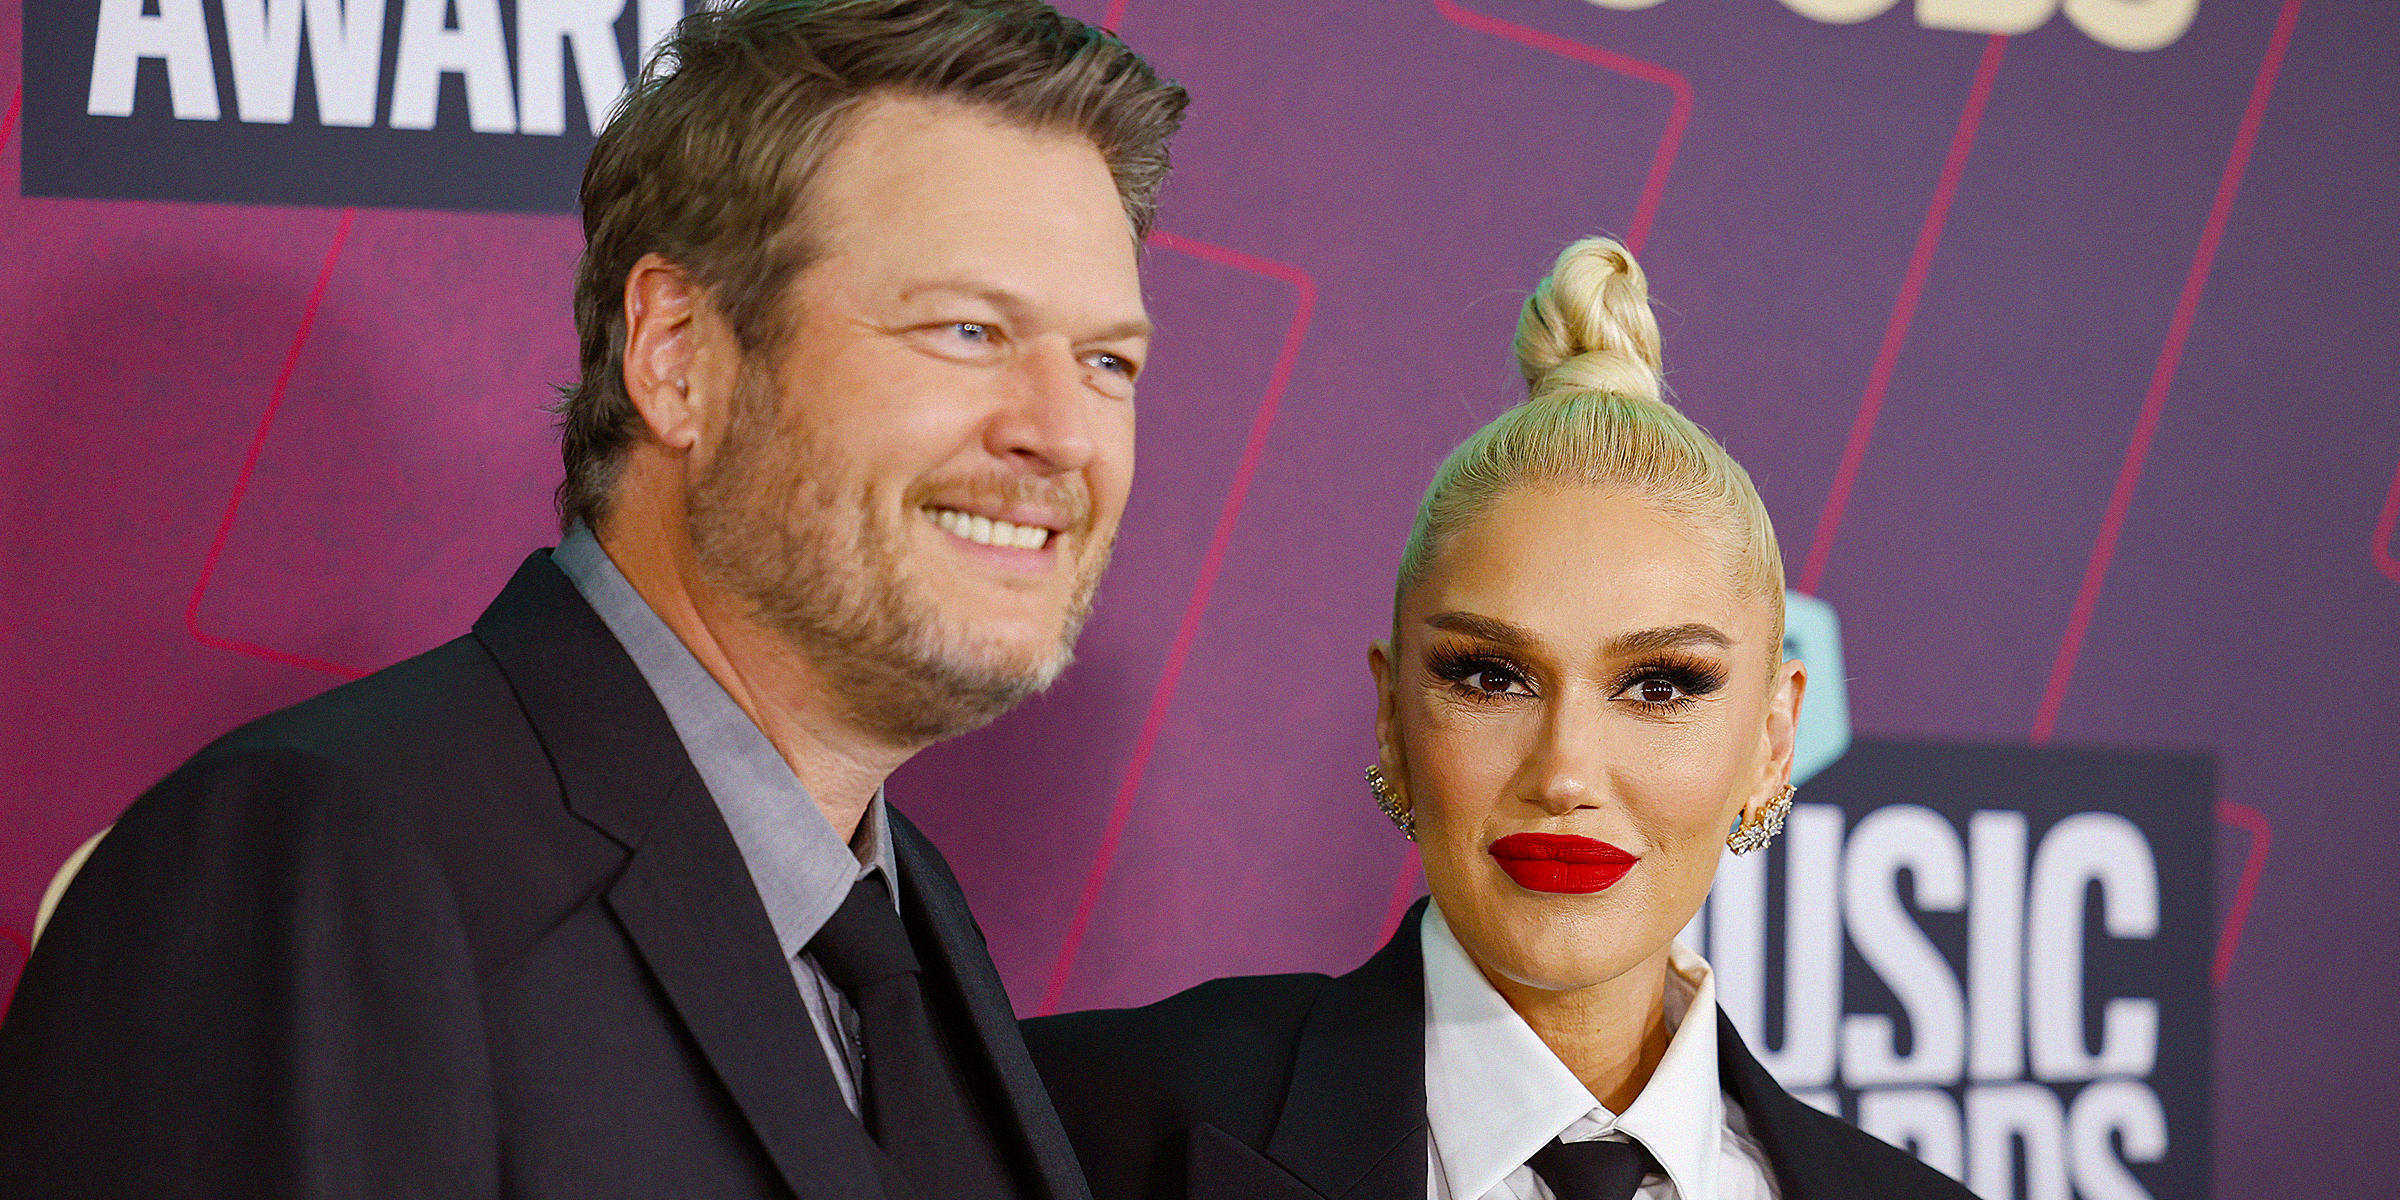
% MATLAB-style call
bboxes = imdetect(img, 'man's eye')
[952,322,992,342]
[1089,352,1133,377]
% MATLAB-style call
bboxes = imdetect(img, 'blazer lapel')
[475,551,886,1200]
[1259,902,1431,1200]
[1716,1009,1858,1199]
[890,811,1094,1200]
[1186,1123,1334,1200]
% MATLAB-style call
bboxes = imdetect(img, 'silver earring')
[1727,784,1795,855]
[1365,765,1414,841]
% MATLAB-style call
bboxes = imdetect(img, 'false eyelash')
[1609,653,1728,712]
[1423,646,1535,701]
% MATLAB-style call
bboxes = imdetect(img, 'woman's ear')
[1751,656,1808,817]
[1369,639,1403,786]
[621,253,710,454]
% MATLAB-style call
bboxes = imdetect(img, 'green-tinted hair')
[1395,237,1787,653]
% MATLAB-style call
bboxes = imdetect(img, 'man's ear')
[621,253,711,454]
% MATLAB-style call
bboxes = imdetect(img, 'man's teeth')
[930,508,1052,550]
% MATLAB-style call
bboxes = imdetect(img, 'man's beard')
[687,370,1110,746]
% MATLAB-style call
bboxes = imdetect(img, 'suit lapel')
[890,811,1094,1200]
[1716,1009,1856,1199]
[475,552,887,1200]
[1259,902,1430,1200]
[609,778,890,1200]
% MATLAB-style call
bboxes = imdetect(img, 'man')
[0,2,1185,1196]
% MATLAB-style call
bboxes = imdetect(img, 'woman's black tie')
[806,872,1015,1199]
[1527,1136,1661,1200]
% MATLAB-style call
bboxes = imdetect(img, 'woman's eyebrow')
[1606,623,1732,656]
[1423,611,1532,647]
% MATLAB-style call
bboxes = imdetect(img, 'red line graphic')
[1101,0,1128,32]
[185,209,368,680]
[2213,800,2272,987]
[0,924,29,1023]
[1039,232,1318,1014]
[1796,33,2008,596]
[2031,0,2306,745]
[2372,457,2400,585]
[2,86,22,155]
[1377,853,1422,946]
[1432,0,1691,255]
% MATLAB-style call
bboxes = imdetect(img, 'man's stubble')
[687,363,1111,746]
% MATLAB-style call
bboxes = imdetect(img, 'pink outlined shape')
[1796,33,2008,596]
[1100,0,1128,32]
[184,209,369,681]
[1432,0,1691,256]
[2213,800,2272,987]
[2,86,22,154]
[1037,231,1318,1015]
[2031,0,2306,746]
[2371,457,2400,585]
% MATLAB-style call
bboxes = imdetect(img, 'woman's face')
[1373,486,1802,997]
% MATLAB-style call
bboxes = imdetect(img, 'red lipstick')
[1488,833,1638,894]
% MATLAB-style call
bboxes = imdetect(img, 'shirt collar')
[1421,901,1724,1200]
[551,524,895,959]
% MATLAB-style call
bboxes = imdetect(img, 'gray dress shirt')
[553,524,893,1115]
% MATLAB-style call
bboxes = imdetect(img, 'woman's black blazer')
[1023,902,1976,1200]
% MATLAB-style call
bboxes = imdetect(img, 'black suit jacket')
[1023,904,1975,1200]
[0,551,1091,1200]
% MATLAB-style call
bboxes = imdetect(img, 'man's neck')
[593,501,913,843]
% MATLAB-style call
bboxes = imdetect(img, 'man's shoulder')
[197,631,523,773]
[111,630,558,886]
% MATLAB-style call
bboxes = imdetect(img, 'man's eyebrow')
[898,281,1153,341]
[1606,623,1732,656]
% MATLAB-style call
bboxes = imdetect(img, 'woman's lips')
[1487,832,1639,894]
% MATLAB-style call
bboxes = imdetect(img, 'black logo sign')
[23,0,688,211]
[1698,740,2214,1200]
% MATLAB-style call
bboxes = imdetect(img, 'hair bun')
[1513,237,1663,404]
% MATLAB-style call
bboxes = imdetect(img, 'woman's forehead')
[1403,487,1766,650]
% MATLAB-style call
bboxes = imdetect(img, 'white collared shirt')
[1421,902,1779,1200]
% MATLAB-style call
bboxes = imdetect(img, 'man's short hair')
[556,0,1188,531]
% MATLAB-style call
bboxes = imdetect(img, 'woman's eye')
[1462,668,1529,697]
[1628,676,1685,705]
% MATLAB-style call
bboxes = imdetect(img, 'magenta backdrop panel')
[7,0,2397,1194]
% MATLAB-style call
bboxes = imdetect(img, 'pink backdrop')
[7,0,2398,1193]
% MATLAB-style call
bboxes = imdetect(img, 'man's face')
[689,95,1149,745]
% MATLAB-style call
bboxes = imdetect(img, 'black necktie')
[1528,1136,1661,1200]
[806,873,1016,1200]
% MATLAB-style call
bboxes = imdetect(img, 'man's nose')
[985,338,1100,473]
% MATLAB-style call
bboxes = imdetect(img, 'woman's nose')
[1523,694,1608,814]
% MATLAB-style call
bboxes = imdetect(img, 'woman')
[1022,239,1976,1200]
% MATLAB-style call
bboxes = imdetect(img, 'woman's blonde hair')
[1395,237,1787,652]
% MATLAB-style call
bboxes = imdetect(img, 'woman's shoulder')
[1024,970,1334,1120]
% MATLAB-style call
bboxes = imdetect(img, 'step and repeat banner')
[5,1,2396,1196]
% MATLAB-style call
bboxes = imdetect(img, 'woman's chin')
[1459,912,1665,999]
